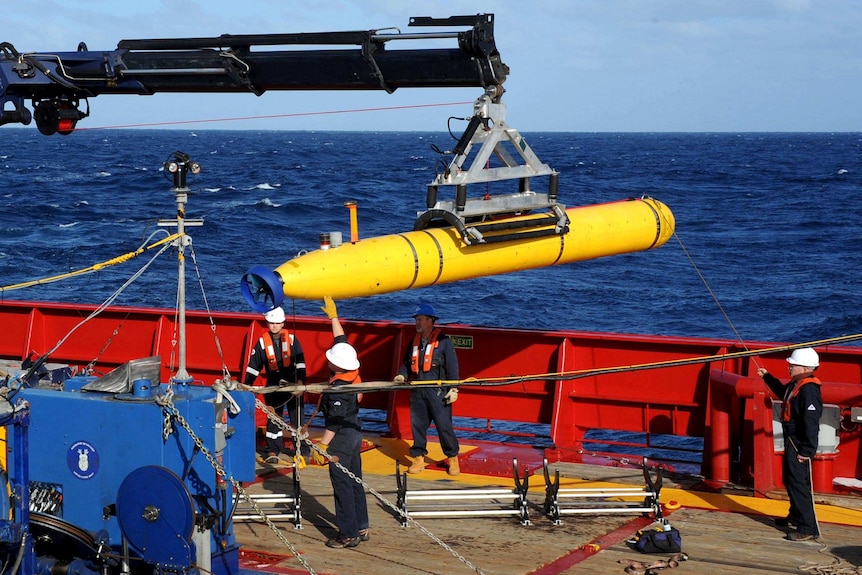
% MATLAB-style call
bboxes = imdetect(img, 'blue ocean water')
[1,128,860,345]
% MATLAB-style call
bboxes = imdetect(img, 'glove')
[444,388,458,405]
[393,374,406,384]
[321,296,338,319]
[311,443,329,465]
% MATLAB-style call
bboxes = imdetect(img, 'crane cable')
[0,231,182,293]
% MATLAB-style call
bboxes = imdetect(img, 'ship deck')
[234,435,862,575]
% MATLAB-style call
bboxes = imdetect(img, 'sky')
[3,0,862,132]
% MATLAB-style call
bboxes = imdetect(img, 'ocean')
[1,128,860,345]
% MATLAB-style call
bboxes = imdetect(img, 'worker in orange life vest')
[394,303,461,476]
[244,306,307,465]
[757,347,823,541]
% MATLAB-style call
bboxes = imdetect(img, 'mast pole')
[163,152,202,384]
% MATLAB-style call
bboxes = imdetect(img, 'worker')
[313,296,370,548]
[394,302,461,476]
[244,306,308,465]
[757,347,823,541]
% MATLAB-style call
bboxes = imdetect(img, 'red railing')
[709,370,862,494]
[1,300,860,493]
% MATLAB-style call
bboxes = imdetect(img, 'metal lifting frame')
[416,93,566,245]
[232,466,302,529]
[542,458,663,525]
[433,93,557,188]
[395,459,531,526]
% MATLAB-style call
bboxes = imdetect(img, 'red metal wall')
[2,300,860,493]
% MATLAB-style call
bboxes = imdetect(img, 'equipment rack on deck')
[396,459,531,526]
[233,465,303,529]
[542,458,663,525]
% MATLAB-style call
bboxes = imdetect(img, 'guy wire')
[670,229,760,366]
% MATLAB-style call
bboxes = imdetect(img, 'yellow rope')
[266,333,862,394]
[0,233,182,292]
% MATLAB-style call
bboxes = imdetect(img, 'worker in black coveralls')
[757,347,823,541]
[243,306,307,465]
[313,296,370,548]
[394,302,461,476]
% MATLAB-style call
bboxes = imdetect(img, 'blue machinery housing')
[1,374,256,575]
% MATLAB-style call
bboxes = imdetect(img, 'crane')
[0,14,506,135]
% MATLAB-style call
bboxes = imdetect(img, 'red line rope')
[75,101,474,131]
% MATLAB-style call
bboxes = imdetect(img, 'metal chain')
[799,561,862,575]
[162,407,173,440]
[255,397,487,575]
[157,393,318,575]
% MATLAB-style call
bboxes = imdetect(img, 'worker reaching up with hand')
[757,347,823,542]
[313,296,370,549]
[394,302,461,476]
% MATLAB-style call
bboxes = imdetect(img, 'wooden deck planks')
[233,457,862,575]
[560,507,862,575]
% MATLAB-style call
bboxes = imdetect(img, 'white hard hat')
[264,307,286,323]
[326,342,360,371]
[786,348,819,368]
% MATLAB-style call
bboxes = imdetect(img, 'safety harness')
[410,329,440,374]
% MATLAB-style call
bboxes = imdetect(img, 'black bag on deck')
[633,526,682,554]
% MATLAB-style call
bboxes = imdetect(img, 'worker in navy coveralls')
[243,306,308,464]
[312,296,370,548]
[757,347,823,541]
[394,302,461,476]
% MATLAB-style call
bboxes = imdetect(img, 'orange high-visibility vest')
[262,331,292,372]
[410,329,440,374]
[330,369,363,402]
[781,375,821,422]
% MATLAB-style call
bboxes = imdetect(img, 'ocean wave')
[1,130,859,343]
[256,198,282,208]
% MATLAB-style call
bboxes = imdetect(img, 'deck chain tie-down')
[156,387,487,575]
[156,390,319,575]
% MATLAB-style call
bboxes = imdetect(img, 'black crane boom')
[0,14,507,135]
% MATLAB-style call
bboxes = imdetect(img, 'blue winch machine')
[0,360,256,575]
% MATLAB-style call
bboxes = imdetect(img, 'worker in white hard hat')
[243,306,308,465]
[756,347,823,541]
[313,296,369,549]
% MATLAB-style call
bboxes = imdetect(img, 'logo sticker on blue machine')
[67,441,100,480]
